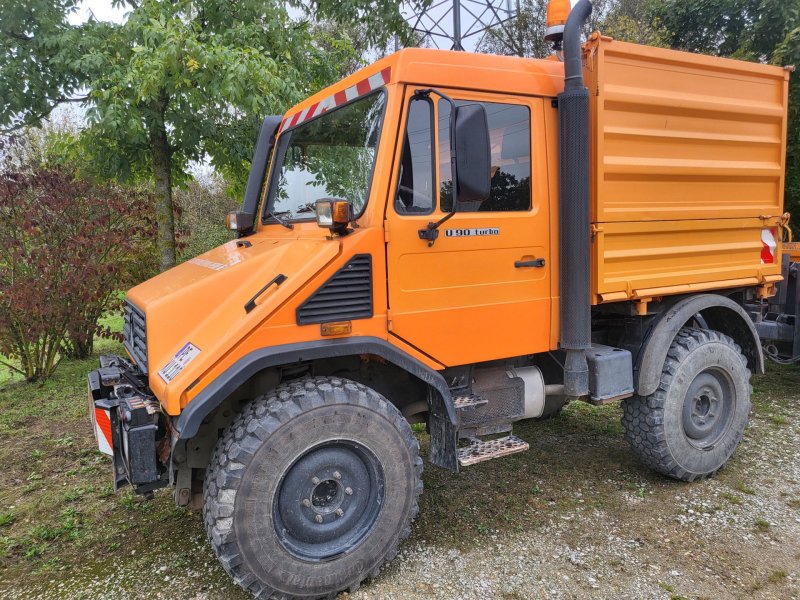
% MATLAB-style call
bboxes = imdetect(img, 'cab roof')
[281,48,566,130]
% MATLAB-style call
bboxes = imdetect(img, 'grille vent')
[123,300,148,374]
[297,254,373,325]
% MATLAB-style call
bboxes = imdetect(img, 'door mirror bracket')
[412,89,491,246]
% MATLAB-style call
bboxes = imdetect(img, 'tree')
[601,0,669,46]
[478,0,664,58]
[1,0,424,271]
[478,0,551,58]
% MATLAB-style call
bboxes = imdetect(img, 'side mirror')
[453,103,491,208]
[226,211,255,234]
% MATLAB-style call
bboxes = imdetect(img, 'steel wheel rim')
[682,368,735,450]
[273,440,385,561]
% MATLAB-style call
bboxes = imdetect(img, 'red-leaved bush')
[0,165,157,381]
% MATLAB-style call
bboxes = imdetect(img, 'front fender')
[173,336,459,472]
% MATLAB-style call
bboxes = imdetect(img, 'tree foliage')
[478,0,667,58]
[0,0,422,271]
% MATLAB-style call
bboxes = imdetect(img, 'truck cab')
[87,2,790,598]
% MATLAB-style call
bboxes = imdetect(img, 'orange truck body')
[585,35,789,306]
[126,37,790,417]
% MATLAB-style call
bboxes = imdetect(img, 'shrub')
[174,175,238,261]
[0,162,157,380]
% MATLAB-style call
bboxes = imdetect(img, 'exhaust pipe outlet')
[559,0,593,398]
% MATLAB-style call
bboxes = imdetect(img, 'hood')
[127,235,340,403]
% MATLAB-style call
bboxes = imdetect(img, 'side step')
[457,434,529,467]
[453,393,488,410]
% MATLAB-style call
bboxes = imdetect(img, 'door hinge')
[387,308,393,331]
[384,220,390,243]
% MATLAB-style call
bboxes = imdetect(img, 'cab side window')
[439,100,532,213]
[395,97,435,214]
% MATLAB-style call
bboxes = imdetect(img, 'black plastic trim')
[244,273,288,314]
[241,115,282,231]
[296,255,373,325]
[173,337,458,471]
[635,294,765,396]
[395,95,436,216]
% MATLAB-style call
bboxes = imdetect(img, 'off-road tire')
[203,376,423,599]
[621,328,751,482]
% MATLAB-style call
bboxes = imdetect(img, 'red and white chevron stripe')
[280,67,391,133]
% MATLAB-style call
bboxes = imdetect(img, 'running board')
[453,393,489,410]
[457,434,529,467]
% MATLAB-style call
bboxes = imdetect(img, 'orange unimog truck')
[87,1,792,597]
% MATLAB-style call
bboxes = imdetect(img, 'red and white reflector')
[93,407,114,456]
[761,228,777,264]
[280,67,391,133]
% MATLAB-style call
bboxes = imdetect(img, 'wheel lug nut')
[315,514,323,524]
[312,477,320,485]
[345,487,353,496]
[333,471,342,480]
[302,499,311,508]
[335,508,344,518]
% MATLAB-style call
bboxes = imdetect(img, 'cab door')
[386,88,552,367]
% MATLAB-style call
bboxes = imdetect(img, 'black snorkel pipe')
[237,115,283,236]
[559,0,593,399]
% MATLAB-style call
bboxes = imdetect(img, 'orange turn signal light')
[321,321,352,337]
[545,0,571,42]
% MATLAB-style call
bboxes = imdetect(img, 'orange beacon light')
[545,0,572,42]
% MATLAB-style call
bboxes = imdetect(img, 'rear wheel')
[203,377,423,599]
[621,328,751,482]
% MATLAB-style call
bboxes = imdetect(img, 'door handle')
[515,258,546,268]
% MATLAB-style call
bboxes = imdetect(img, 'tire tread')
[621,327,751,482]
[203,376,423,600]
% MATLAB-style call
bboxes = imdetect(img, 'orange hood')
[127,235,340,405]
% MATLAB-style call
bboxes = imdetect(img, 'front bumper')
[88,355,168,494]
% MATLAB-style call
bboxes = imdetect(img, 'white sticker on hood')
[158,343,201,384]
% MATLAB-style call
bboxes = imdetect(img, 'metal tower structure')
[404,0,519,51]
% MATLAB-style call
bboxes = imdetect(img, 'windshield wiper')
[265,209,294,230]
[295,202,316,214]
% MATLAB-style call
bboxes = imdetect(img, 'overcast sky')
[67,1,127,25]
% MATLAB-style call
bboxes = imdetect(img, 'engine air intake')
[296,255,373,325]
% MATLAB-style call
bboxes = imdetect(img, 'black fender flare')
[636,294,764,397]
[173,336,459,471]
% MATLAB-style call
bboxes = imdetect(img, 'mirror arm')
[413,88,460,247]
[418,211,457,247]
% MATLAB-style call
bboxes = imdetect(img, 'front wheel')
[203,377,423,599]
[621,328,752,482]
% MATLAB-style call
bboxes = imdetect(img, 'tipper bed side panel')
[586,38,789,302]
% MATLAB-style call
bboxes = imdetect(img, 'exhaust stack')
[558,0,593,399]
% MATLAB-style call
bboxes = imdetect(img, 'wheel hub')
[273,441,384,561]
[682,369,735,449]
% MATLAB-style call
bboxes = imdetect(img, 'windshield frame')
[261,88,388,225]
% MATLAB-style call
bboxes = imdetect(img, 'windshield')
[264,91,386,222]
